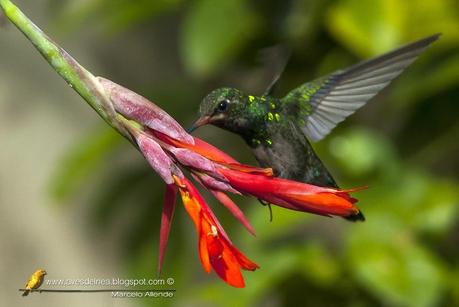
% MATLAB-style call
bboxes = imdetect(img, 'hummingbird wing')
[281,34,440,142]
[257,45,291,96]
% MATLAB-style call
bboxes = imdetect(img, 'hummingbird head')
[189,87,253,135]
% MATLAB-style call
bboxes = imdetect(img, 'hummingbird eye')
[217,99,229,112]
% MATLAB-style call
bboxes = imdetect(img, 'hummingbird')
[189,34,440,222]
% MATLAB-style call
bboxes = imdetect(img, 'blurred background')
[1,0,458,306]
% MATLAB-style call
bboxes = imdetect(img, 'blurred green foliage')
[46,0,459,306]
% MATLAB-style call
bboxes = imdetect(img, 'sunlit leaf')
[181,0,259,76]
[327,0,459,57]
[405,174,459,234]
[347,216,446,307]
[326,0,404,56]
[329,128,397,178]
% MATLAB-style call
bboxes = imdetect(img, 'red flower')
[98,77,365,288]
[0,2,367,289]
[175,176,258,288]
[217,168,364,218]
[152,129,364,218]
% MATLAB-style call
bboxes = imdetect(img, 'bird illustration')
[189,34,440,222]
[22,268,47,296]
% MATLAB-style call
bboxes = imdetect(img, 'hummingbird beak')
[187,116,211,133]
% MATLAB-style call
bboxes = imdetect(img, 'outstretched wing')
[281,34,440,142]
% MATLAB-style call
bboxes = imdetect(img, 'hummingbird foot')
[257,199,273,222]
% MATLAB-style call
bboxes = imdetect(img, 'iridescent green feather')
[280,77,329,125]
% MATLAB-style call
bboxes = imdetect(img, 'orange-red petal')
[150,130,238,164]
[210,237,245,288]
[218,167,364,218]
[158,184,178,275]
[175,176,258,287]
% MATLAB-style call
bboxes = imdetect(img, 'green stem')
[0,0,130,140]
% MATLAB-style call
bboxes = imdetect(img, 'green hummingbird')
[189,34,440,222]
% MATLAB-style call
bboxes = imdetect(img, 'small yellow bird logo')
[22,269,47,296]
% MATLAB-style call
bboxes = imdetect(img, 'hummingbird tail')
[343,210,365,222]
[303,152,366,222]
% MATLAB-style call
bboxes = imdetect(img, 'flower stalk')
[0,0,130,141]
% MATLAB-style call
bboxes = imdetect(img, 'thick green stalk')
[0,0,130,140]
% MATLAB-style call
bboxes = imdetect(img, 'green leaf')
[401,172,459,235]
[283,0,326,44]
[181,0,259,77]
[347,216,446,307]
[248,199,312,239]
[326,0,459,57]
[53,0,184,33]
[49,127,123,200]
[299,243,340,286]
[101,0,183,31]
[198,247,299,307]
[393,54,459,108]
[326,0,404,57]
[328,128,397,178]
